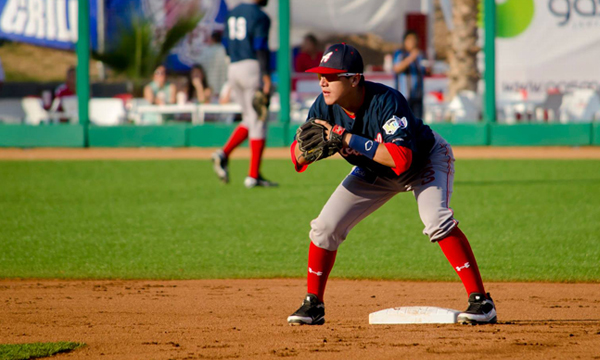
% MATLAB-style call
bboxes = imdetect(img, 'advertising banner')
[0,0,98,50]
[496,0,600,101]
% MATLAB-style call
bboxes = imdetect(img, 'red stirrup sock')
[438,227,486,295]
[223,125,249,157]
[307,242,337,302]
[249,139,265,179]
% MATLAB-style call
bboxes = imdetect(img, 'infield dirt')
[2,147,599,359]
[1,279,599,360]
[2,146,600,160]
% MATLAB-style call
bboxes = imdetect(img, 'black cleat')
[287,294,325,326]
[457,292,497,325]
[212,150,229,183]
[244,175,278,188]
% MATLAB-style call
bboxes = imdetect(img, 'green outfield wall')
[0,122,598,148]
[593,122,600,145]
[188,123,295,148]
[429,123,489,146]
[490,123,593,146]
[88,125,188,147]
[188,124,235,147]
[0,124,85,147]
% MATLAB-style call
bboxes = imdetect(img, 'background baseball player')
[212,0,277,188]
[287,43,497,326]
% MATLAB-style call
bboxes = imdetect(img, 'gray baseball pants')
[310,132,458,251]
[227,59,266,139]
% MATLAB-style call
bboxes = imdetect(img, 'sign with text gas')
[496,0,600,101]
[0,0,97,50]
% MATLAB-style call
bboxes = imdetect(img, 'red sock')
[307,242,337,302]
[438,227,486,296]
[249,139,265,179]
[223,125,249,157]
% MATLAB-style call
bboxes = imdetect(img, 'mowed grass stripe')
[0,159,598,281]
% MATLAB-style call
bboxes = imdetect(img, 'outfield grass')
[0,158,599,282]
[0,342,84,360]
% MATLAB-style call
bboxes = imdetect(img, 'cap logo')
[321,52,333,63]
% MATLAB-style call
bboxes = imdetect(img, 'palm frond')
[155,13,203,68]
[92,10,203,81]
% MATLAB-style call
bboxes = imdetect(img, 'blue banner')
[0,0,98,50]
[0,0,227,70]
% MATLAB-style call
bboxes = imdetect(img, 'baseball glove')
[252,90,270,121]
[296,118,344,163]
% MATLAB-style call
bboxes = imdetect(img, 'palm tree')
[93,11,202,86]
[448,0,479,99]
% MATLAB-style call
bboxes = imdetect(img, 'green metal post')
[77,0,91,142]
[277,0,291,144]
[484,0,496,123]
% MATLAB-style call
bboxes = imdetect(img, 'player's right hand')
[296,118,343,162]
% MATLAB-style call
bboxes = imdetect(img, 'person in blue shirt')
[212,0,277,189]
[393,30,426,119]
[287,43,497,327]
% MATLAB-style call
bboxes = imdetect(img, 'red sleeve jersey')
[290,140,308,173]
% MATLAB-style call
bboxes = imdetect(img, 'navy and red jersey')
[224,3,270,63]
[304,81,435,178]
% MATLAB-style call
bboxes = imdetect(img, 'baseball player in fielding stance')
[212,0,277,188]
[287,44,497,326]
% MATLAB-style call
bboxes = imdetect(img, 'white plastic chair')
[60,96,79,124]
[89,98,126,126]
[423,92,448,123]
[127,98,150,125]
[533,92,563,122]
[559,89,600,123]
[447,90,480,123]
[497,91,525,124]
[21,98,53,125]
[0,99,26,123]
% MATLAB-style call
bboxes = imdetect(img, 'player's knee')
[421,211,457,242]
[309,218,344,251]
[248,124,266,140]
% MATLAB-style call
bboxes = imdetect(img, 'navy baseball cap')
[305,43,364,74]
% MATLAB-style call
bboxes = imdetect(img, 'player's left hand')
[252,90,270,121]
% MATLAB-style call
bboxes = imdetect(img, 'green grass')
[0,159,599,282]
[0,342,84,360]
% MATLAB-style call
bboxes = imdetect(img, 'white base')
[369,306,461,324]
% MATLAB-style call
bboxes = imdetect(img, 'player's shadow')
[455,178,600,186]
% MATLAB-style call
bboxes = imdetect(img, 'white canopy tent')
[225,0,425,47]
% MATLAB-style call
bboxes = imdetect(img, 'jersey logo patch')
[383,115,407,135]
[321,52,333,63]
